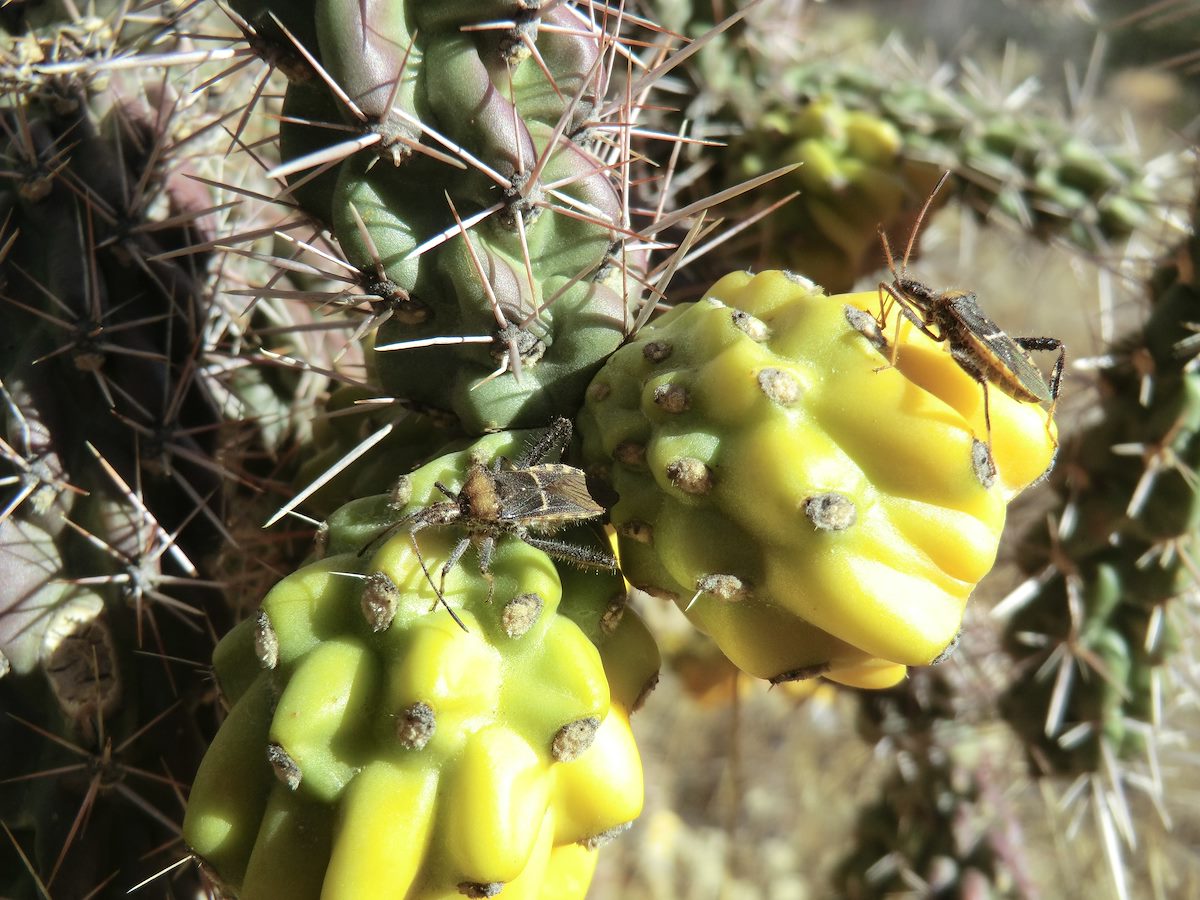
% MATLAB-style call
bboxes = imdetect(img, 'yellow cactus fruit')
[579,270,1057,684]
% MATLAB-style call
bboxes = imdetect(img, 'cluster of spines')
[0,2,329,895]
[999,187,1200,784]
[217,0,670,436]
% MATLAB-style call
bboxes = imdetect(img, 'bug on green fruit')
[361,418,616,630]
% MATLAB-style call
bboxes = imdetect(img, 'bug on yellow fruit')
[876,173,1065,466]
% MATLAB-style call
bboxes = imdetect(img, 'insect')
[876,172,1066,462]
[361,417,617,630]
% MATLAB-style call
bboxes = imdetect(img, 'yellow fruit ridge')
[184,432,659,899]
[579,270,1057,685]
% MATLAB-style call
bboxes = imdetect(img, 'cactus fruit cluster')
[659,1,1185,291]
[579,269,1058,686]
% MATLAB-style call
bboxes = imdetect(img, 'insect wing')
[948,295,1051,403]
[536,466,605,518]
[493,465,603,524]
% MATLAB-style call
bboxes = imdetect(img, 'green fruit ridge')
[1000,192,1200,775]
[578,269,1058,687]
[184,431,660,899]
[238,0,642,434]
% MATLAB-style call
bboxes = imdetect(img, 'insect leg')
[518,417,573,467]
[1015,335,1065,444]
[876,282,940,369]
[476,535,496,602]
[409,529,469,632]
[357,517,409,558]
[981,381,993,450]
[438,535,473,602]
[948,348,999,480]
[522,534,618,571]
[1014,336,1066,400]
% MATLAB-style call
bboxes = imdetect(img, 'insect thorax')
[896,276,940,308]
[461,465,502,521]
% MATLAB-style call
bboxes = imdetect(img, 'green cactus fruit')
[579,269,1058,686]
[185,430,658,899]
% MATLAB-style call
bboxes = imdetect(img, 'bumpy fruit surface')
[579,270,1057,685]
[183,432,658,899]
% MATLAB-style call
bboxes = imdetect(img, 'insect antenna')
[409,530,470,633]
[875,170,953,360]
[900,170,952,275]
[357,520,405,558]
[876,229,901,329]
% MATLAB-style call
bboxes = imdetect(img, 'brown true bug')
[361,418,616,630]
[876,173,1066,465]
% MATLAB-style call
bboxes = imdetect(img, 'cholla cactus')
[657,0,1185,291]
[0,2,317,894]
[3,1,1195,897]
[1000,186,1200,778]
[222,0,653,435]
